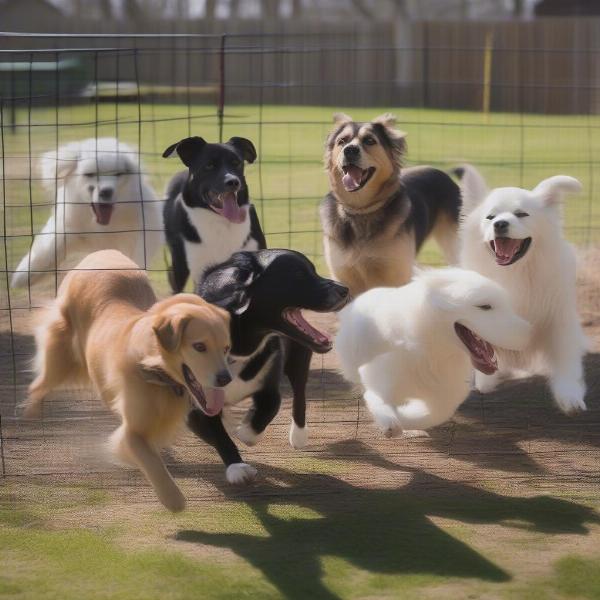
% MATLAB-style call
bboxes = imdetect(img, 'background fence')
[1,27,599,478]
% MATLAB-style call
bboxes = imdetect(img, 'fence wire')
[0,30,599,483]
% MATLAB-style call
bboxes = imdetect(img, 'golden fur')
[23,250,231,512]
[321,113,461,297]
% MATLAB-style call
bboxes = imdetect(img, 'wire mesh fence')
[1,28,599,484]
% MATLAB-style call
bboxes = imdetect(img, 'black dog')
[162,136,266,293]
[189,249,349,484]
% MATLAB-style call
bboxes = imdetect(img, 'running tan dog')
[23,250,232,512]
[321,113,462,297]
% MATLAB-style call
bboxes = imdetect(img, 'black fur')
[162,136,265,293]
[189,249,349,473]
[322,167,461,250]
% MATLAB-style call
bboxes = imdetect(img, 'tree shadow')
[176,455,599,600]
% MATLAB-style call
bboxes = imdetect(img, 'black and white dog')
[190,249,349,484]
[162,136,266,292]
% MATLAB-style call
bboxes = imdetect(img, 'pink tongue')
[92,203,113,225]
[494,238,522,263]
[203,387,225,417]
[342,166,364,191]
[221,192,246,224]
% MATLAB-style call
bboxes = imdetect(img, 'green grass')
[2,473,600,600]
[2,102,600,301]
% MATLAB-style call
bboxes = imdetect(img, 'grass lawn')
[2,102,600,303]
[1,102,600,599]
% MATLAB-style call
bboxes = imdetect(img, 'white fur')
[11,138,163,288]
[459,165,587,414]
[335,268,531,432]
[181,199,259,285]
[289,421,308,449]
[226,462,257,484]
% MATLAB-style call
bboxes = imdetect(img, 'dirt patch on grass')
[1,250,599,599]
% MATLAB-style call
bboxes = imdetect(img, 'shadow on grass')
[176,449,599,600]
[311,353,600,477]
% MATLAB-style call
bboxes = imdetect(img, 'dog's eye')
[362,136,376,145]
[485,214,495,220]
[477,304,492,310]
[193,342,207,352]
[515,211,529,218]
[204,162,216,171]
[231,159,241,167]
[337,137,348,146]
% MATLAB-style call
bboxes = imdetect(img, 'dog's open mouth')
[182,363,224,416]
[341,165,375,192]
[207,191,247,224]
[282,308,333,353]
[490,237,531,266]
[91,202,114,226]
[454,323,498,375]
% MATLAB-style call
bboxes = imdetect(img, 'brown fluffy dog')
[23,250,231,512]
[320,113,462,297]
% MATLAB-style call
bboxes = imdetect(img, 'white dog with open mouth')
[458,165,587,414]
[11,137,163,288]
[335,267,531,435]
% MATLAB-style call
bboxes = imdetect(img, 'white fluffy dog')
[335,268,531,435]
[11,138,163,288]
[458,165,587,414]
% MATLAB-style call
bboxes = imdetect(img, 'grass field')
[1,103,600,599]
[2,102,600,300]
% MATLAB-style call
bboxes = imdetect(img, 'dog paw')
[19,398,42,419]
[10,271,28,289]
[158,487,186,513]
[552,380,587,415]
[236,423,263,447]
[474,371,499,394]
[289,422,308,449]
[226,463,258,485]
[403,429,430,439]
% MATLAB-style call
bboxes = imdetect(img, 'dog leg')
[236,388,282,447]
[474,370,501,394]
[547,325,587,414]
[22,311,74,417]
[284,341,312,449]
[111,426,185,512]
[363,390,403,438]
[11,221,63,288]
[187,408,257,484]
[432,216,459,265]
[167,237,189,293]
[395,397,454,431]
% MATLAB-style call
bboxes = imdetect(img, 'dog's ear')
[40,145,79,186]
[227,137,257,164]
[153,312,193,352]
[162,136,207,167]
[333,112,353,125]
[453,164,489,215]
[371,114,406,164]
[206,265,256,316]
[533,176,582,206]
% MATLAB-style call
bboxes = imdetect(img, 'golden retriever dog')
[23,250,231,512]
[320,113,462,297]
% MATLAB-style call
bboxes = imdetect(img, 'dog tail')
[451,164,488,215]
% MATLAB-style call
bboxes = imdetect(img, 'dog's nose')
[224,176,240,190]
[494,220,509,234]
[215,369,232,388]
[99,188,113,201]
[343,145,360,159]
